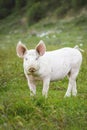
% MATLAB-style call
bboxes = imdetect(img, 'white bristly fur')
[16,40,82,98]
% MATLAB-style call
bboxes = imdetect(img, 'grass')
[0,14,87,130]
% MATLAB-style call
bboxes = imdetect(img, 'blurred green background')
[0,0,87,130]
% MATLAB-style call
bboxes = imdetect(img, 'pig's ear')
[16,41,27,58]
[36,40,46,56]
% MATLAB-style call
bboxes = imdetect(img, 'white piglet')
[16,40,82,98]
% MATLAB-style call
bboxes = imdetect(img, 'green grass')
[0,14,87,130]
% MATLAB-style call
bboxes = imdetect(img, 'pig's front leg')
[27,75,36,96]
[42,77,50,98]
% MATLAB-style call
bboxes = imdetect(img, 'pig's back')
[43,47,82,81]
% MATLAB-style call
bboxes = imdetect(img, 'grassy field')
[0,14,87,130]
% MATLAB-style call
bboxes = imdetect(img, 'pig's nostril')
[29,67,36,73]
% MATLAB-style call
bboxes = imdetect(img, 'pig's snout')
[28,67,36,73]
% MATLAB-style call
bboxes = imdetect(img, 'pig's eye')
[25,58,28,61]
[36,57,39,60]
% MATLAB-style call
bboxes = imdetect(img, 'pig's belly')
[50,64,71,81]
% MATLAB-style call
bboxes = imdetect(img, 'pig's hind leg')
[65,67,80,97]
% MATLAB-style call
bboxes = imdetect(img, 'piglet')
[16,40,82,98]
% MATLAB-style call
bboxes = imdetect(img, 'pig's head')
[16,40,46,74]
